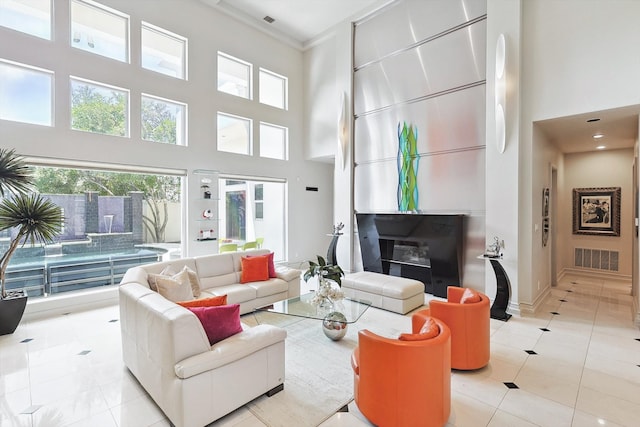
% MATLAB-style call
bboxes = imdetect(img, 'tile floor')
[1,272,639,427]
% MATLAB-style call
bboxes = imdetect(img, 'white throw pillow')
[147,265,177,292]
[155,269,194,302]
[182,265,202,298]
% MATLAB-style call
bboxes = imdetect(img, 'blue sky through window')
[0,61,52,126]
[0,0,51,40]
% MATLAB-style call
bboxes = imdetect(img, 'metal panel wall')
[354,20,487,115]
[353,0,487,287]
[354,0,487,68]
[355,85,486,163]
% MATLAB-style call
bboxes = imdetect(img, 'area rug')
[241,306,413,427]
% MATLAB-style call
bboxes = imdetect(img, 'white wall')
[303,23,354,271]
[303,33,339,161]
[0,0,334,265]
[143,201,182,243]
[530,125,563,301]
[486,0,522,313]
[523,0,640,122]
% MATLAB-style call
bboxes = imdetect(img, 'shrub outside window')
[0,59,53,126]
[218,52,252,99]
[217,112,252,155]
[71,77,129,137]
[142,22,187,79]
[259,68,287,110]
[259,122,288,160]
[141,94,187,145]
[71,0,129,63]
[0,0,51,39]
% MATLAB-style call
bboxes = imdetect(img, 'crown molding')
[199,0,304,50]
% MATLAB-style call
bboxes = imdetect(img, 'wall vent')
[574,248,618,272]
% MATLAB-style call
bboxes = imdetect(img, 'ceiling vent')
[263,15,275,24]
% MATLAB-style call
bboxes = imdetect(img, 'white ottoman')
[342,271,425,314]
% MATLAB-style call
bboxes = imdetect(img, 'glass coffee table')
[256,292,372,341]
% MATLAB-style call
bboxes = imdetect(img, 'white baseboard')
[559,267,631,282]
[517,286,552,316]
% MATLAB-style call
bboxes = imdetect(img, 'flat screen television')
[356,213,464,297]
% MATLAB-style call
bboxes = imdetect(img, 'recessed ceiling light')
[593,133,604,139]
[596,145,606,150]
[263,15,275,23]
[587,118,601,123]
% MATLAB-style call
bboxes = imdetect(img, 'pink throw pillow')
[187,304,243,345]
[460,288,481,304]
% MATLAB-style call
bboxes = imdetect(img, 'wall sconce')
[495,33,506,154]
[337,92,348,170]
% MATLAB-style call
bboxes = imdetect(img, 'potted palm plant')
[0,149,63,335]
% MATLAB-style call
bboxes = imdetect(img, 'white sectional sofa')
[120,248,301,314]
[118,249,301,427]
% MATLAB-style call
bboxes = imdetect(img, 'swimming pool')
[5,248,165,297]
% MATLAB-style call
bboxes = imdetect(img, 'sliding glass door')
[218,177,286,261]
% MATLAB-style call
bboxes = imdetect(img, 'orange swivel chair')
[414,286,490,370]
[351,316,451,427]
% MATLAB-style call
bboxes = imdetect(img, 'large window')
[259,122,288,160]
[70,77,129,137]
[259,68,287,110]
[3,166,183,297]
[0,0,51,39]
[0,59,52,126]
[71,0,129,62]
[141,22,187,79]
[141,94,186,145]
[217,112,252,155]
[217,52,252,99]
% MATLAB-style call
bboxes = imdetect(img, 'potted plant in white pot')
[0,149,63,335]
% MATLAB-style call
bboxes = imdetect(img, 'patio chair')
[219,243,238,253]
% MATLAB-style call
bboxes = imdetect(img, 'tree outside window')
[71,78,128,137]
[33,168,181,243]
[141,95,186,145]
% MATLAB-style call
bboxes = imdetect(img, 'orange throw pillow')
[399,317,440,341]
[177,295,227,308]
[247,252,277,278]
[240,256,269,283]
[460,288,481,304]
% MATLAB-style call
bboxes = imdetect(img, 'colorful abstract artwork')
[397,122,419,212]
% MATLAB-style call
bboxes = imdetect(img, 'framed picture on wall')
[572,187,621,236]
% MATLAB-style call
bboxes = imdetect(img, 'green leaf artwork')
[397,122,419,212]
